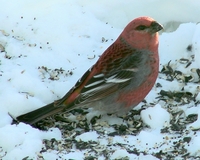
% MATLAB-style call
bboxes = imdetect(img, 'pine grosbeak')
[17,16,163,125]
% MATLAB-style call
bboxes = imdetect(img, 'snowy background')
[1,0,200,159]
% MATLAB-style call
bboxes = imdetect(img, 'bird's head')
[121,16,163,50]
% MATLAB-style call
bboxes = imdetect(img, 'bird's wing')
[72,49,152,106]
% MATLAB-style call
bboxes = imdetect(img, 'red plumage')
[17,17,163,125]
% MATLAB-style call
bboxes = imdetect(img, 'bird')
[16,16,163,125]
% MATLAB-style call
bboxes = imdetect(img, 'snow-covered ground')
[1,0,200,159]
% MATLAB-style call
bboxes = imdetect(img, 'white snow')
[141,104,170,129]
[186,131,200,156]
[1,0,200,159]
[187,105,200,130]
[0,123,61,159]
[75,131,99,142]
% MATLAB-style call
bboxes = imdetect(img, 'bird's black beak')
[150,21,163,33]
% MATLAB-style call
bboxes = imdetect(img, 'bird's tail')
[16,101,64,125]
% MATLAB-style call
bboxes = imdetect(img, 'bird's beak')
[149,21,163,34]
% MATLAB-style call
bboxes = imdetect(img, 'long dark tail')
[16,102,64,125]
[16,78,86,125]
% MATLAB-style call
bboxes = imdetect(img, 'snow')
[1,0,200,159]
[75,131,99,142]
[141,104,170,129]
[187,105,200,130]
[186,131,200,156]
[0,124,61,159]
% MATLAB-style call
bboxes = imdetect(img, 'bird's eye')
[136,25,147,30]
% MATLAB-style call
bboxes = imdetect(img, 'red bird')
[17,17,163,125]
